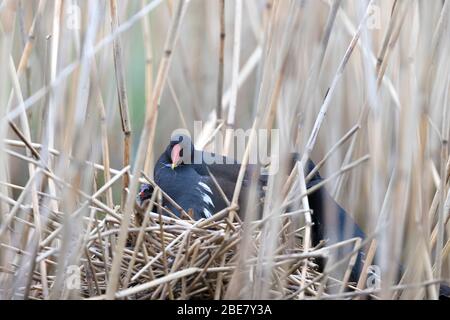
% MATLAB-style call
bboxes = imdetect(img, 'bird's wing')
[192,149,262,186]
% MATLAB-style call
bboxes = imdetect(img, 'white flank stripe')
[203,208,212,218]
[202,193,214,207]
[198,182,212,194]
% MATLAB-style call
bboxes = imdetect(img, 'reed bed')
[0,0,449,300]
[63,208,322,300]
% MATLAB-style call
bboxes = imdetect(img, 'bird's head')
[165,133,195,170]
[136,183,154,207]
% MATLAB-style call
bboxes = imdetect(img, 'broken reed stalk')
[105,0,190,299]
[434,76,450,295]
[4,0,165,124]
[216,0,225,121]
[8,45,44,299]
[223,0,242,155]
[296,163,312,299]
[109,0,132,207]
[300,0,375,169]
[3,0,58,223]
[44,0,62,217]
[141,0,155,176]
[91,63,114,208]
[332,0,406,199]
[327,2,408,295]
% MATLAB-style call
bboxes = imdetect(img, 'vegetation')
[0,0,449,299]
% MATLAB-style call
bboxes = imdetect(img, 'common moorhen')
[138,135,365,275]
[143,134,267,217]
[137,134,450,298]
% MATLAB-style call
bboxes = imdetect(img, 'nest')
[75,208,323,299]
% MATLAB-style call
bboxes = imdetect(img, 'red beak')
[171,143,182,169]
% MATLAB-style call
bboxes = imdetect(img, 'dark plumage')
[154,160,222,220]
[137,135,449,298]
[149,134,265,219]
[304,158,366,283]
[138,134,366,278]
[138,135,365,265]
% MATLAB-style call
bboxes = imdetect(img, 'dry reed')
[0,0,449,300]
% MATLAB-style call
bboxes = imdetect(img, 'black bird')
[304,159,366,283]
[154,158,222,220]
[146,134,266,219]
[138,134,450,298]
[138,135,365,274]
